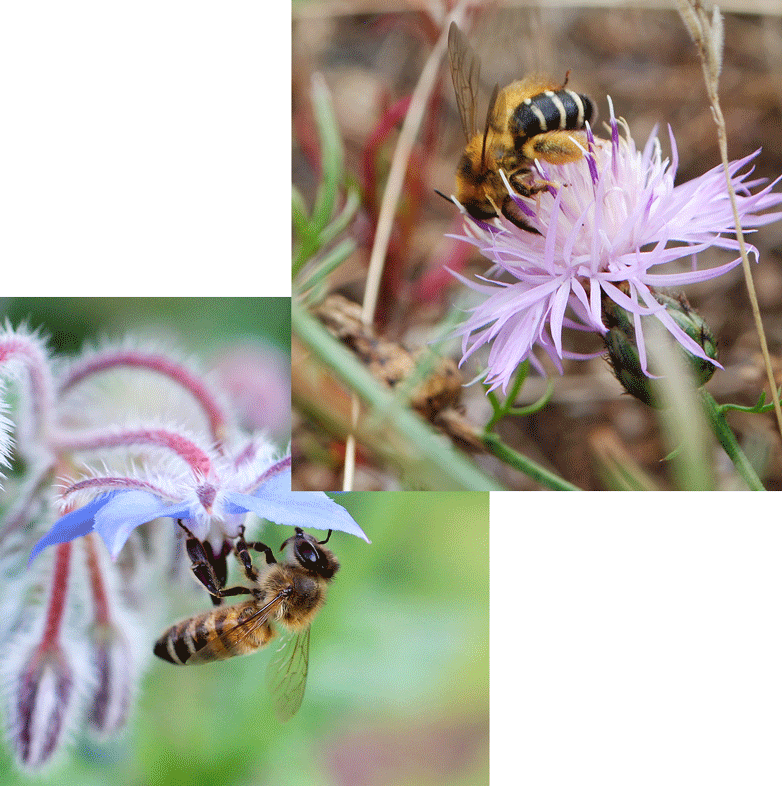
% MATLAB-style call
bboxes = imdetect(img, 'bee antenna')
[434,189,454,206]
[280,526,305,551]
[318,530,333,545]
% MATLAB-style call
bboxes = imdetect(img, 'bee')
[154,526,339,722]
[447,21,595,230]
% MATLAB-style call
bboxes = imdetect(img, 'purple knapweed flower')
[448,100,782,392]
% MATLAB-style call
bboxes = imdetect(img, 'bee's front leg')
[501,194,540,234]
[234,526,277,583]
[177,519,231,605]
[184,533,253,601]
[508,167,553,198]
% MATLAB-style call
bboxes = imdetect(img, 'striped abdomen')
[510,89,595,144]
[153,601,274,665]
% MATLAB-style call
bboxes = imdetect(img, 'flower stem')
[54,427,213,478]
[700,390,765,490]
[58,350,231,446]
[481,432,580,491]
[41,542,72,650]
[84,534,111,625]
[484,363,556,431]
[678,0,782,442]
[485,363,529,431]
[0,329,55,443]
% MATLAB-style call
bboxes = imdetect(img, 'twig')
[343,2,470,488]
[678,0,782,441]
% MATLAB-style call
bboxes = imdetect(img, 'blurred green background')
[0,300,489,785]
[0,297,290,357]
[0,297,292,444]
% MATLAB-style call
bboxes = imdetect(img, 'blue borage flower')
[448,101,782,392]
[30,454,369,563]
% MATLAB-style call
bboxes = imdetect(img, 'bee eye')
[297,541,318,565]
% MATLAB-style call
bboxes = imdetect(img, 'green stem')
[485,363,529,431]
[504,381,555,418]
[481,432,580,491]
[297,238,357,302]
[310,74,343,235]
[700,390,765,490]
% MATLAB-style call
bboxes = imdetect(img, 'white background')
[0,2,288,296]
[493,491,782,784]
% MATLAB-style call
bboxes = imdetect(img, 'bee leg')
[235,526,277,583]
[501,194,540,235]
[523,131,587,166]
[508,167,553,199]
[201,540,232,605]
[215,584,254,597]
[177,519,229,604]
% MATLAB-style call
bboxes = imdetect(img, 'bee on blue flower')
[0,325,367,771]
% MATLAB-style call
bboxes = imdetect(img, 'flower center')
[196,483,217,514]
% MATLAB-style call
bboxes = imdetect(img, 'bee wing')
[265,625,311,722]
[185,593,284,665]
[479,82,501,169]
[486,83,503,132]
[447,21,481,140]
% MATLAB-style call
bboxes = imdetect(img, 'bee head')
[282,528,340,580]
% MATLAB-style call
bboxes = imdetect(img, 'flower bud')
[87,623,133,736]
[602,290,718,407]
[10,645,75,769]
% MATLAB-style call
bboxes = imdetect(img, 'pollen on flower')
[195,482,218,513]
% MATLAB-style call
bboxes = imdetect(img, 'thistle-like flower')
[448,102,782,392]
[0,324,367,770]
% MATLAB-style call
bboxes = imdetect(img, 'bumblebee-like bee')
[154,526,339,722]
[447,21,595,230]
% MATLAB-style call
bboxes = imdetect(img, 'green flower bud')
[602,290,718,407]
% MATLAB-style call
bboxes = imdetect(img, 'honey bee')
[154,526,339,722]
[447,21,595,230]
